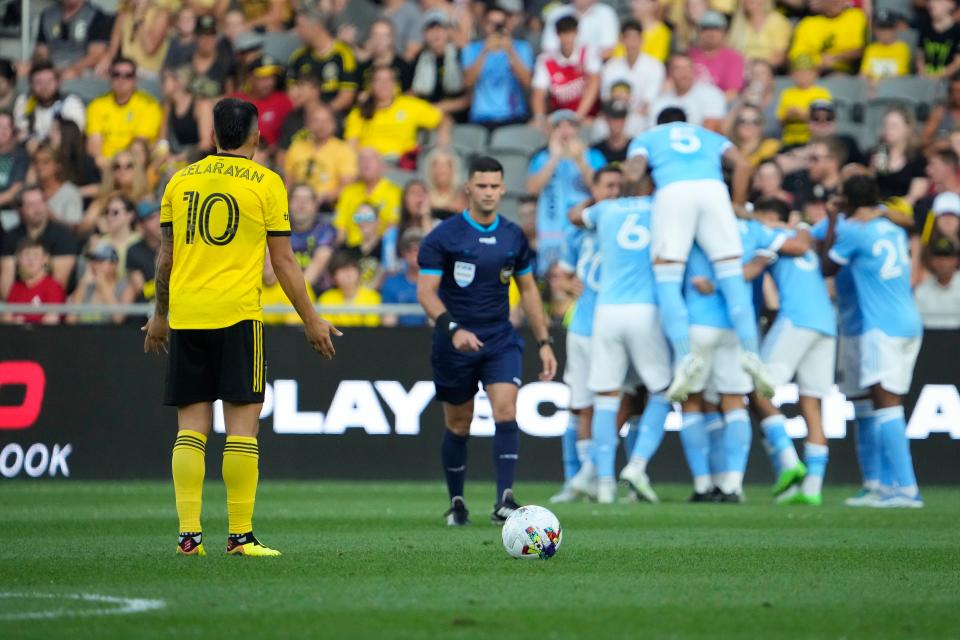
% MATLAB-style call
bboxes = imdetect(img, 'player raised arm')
[417,272,484,352]
[722,145,752,211]
[267,236,341,359]
[515,271,557,381]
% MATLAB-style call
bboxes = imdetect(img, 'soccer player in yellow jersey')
[144,98,341,557]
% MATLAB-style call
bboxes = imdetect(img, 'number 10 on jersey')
[183,190,241,246]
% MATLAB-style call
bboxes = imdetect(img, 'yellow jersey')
[860,42,911,80]
[610,22,671,63]
[317,286,381,327]
[86,90,162,158]
[262,277,316,325]
[160,153,290,329]
[343,96,443,158]
[777,85,833,146]
[789,9,867,74]
[334,178,401,247]
[283,136,358,196]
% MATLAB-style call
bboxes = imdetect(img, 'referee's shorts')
[164,319,266,406]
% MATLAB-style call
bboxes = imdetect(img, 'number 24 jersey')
[160,152,291,329]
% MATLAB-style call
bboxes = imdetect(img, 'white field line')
[0,592,165,621]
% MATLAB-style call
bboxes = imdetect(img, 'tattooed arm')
[143,224,173,354]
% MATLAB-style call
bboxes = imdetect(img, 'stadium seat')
[450,124,489,153]
[873,76,942,107]
[61,77,110,104]
[895,28,919,52]
[488,124,547,155]
[499,193,522,223]
[875,0,915,21]
[821,76,867,109]
[384,166,418,188]
[139,76,163,102]
[263,32,302,65]
[497,152,531,195]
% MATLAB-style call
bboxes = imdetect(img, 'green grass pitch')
[2,481,959,639]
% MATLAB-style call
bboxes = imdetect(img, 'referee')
[144,98,340,557]
[418,156,557,526]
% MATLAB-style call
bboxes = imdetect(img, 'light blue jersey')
[560,227,601,337]
[582,196,656,305]
[769,232,837,337]
[684,244,732,329]
[828,216,922,338]
[627,122,732,189]
[812,216,863,337]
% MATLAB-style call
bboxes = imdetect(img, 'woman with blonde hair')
[727,0,793,69]
[78,148,151,235]
[870,105,929,204]
[99,0,173,79]
[422,147,467,218]
[728,103,781,167]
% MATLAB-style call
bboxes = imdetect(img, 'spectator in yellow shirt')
[85,57,162,162]
[727,0,793,69]
[261,248,317,325]
[343,65,451,162]
[317,252,382,327]
[788,0,867,75]
[334,147,402,247]
[860,11,911,85]
[611,0,671,63]
[777,55,833,147]
[283,103,358,210]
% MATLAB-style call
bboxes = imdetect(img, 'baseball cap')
[137,201,161,220]
[603,100,629,119]
[933,191,960,216]
[87,245,119,263]
[699,10,728,30]
[930,235,959,257]
[496,0,522,14]
[251,56,283,78]
[233,32,264,54]
[422,8,450,29]
[197,15,217,36]
[549,109,579,127]
[810,99,836,115]
[874,9,898,28]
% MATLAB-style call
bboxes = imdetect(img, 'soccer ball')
[501,505,562,560]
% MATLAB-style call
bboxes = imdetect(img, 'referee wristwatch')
[537,336,554,349]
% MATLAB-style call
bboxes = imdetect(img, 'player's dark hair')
[754,198,790,223]
[842,174,880,210]
[468,156,504,178]
[657,107,687,124]
[621,19,643,34]
[592,164,622,184]
[556,15,579,34]
[14,236,46,255]
[213,98,259,151]
[931,147,959,169]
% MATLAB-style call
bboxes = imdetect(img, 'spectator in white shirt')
[649,52,727,132]
[14,61,86,152]
[601,19,664,132]
[531,15,602,125]
[915,235,960,329]
[541,0,621,58]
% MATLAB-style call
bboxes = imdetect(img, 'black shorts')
[164,319,266,406]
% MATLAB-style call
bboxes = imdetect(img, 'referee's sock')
[441,430,468,500]
[653,263,691,359]
[714,259,760,354]
[493,420,519,502]
[172,429,206,534]
[222,436,259,535]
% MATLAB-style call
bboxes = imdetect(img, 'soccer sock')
[653,263,691,359]
[802,442,828,497]
[592,395,620,480]
[875,406,919,497]
[441,430,468,500]
[713,259,759,354]
[721,409,752,495]
[172,430,206,535]
[631,394,671,464]
[222,436,259,535]
[853,399,880,490]
[493,420,519,501]
[624,416,641,460]
[575,438,594,470]
[562,415,580,482]
[705,411,725,484]
[678,412,712,494]
[761,414,800,472]
[761,435,780,478]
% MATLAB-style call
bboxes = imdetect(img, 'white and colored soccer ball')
[501,505,562,560]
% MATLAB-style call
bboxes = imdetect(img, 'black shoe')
[719,492,742,504]
[490,489,522,525]
[689,491,714,503]
[445,496,470,526]
[710,487,724,502]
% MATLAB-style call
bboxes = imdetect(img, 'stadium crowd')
[0,0,958,328]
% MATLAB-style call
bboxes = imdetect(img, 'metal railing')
[0,302,427,317]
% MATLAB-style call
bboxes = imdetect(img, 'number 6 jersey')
[160,152,290,329]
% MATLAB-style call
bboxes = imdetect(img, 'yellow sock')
[223,436,259,535]
[172,430,207,533]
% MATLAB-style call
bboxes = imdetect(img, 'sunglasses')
[111,71,135,79]
[810,115,835,123]
[112,162,134,171]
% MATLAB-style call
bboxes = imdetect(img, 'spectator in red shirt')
[689,11,745,102]
[234,56,292,148]
[531,15,602,126]
[1,237,65,325]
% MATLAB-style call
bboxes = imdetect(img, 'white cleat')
[549,483,580,504]
[597,478,617,504]
[569,463,598,500]
[844,489,886,508]
[619,461,660,504]
[875,492,924,509]
[740,351,776,399]
[667,353,706,402]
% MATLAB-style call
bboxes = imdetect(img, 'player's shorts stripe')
[256,320,263,392]
[252,321,261,393]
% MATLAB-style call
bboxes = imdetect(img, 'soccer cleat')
[445,496,471,526]
[787,492,823,506]
[717,491,743,504]
[667,353,706,402]
[597,478,617,504]
[619,461,660,504]
[844,488,886,507]
[740,351,776,399]
[775,485,799,504]
[772,461,808,496]
[226,533,282,557]
[875,492,924,509]
[549,483,580,504]
[688,491,715,503]
[569,462,598,500]
[490,489,521,525]
[176,533,205,556]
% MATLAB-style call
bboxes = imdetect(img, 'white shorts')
[860,329,922,396]
[588,304,672,394]
[690,325,753,396]
[761,317,837,398]
[837,334,864,397]
[563,332,593,410]
[651,179,743,262]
